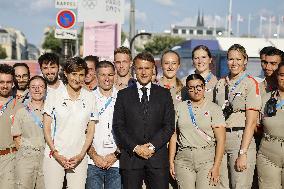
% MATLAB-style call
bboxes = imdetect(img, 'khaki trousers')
[0,152,15,189]
[43,155,87,189]
[175,146,222,189]
[15,147,45,189]
[257,139,284,189]
[222,130,256,189]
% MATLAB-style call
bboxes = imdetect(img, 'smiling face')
[161,52,180,79]
[14,66,29,90]
[187,79,205,102]
[97,66,115,91]
[40,63,59,85]
[193,49,212,74]
[135,59,154,86]
[262,55,282,77]
[65,69,86,91]
[85,60,96,84]
[0,73,13,98]
[227,50,247,77]
[29,78,46,101]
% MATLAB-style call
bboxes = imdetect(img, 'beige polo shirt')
[175,99,226,148]
[158,78,182,107]
[12,105,45,149]
[261,92,284,138]
[214,72,261,128]
[0,97,22,149]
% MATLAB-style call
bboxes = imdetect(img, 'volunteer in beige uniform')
[158,50,183,106]
[12,76,47,189]
[169,74,226,189]
[181,45,218,102]
[43,57,98,189]
[257,62,284,188]
[214,44,261,189]
[0,64,21,189]
[259,47,283,96]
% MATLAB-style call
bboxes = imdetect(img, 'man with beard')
[259,47,283,95]
[38,53,65,94]
[0,64,21,189]
[12,63,30,102]
[113,47,136,90]
[84,55,99,91]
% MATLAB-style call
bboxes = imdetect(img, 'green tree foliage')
[121,30,127,44]
[42,29,62,54]
[143,35,185,56]
[0,45,7,59]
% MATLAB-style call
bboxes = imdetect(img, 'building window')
[173,29,178,34]
[182,29,186,34]
[197,30,203,35]
[206,30,213,35]
[189,30,193,34]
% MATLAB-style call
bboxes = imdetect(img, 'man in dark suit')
[113,52,175,189]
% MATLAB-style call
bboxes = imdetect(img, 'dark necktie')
[141,87,148,104]
[141,87,148,115]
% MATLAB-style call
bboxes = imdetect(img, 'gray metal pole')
[129,0,135,56]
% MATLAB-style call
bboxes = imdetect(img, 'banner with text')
[83,22,121,61]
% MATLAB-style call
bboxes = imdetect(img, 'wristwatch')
[113,149,121,159]
[239,149,247,155]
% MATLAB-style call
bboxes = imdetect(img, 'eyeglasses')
[187,84,204,92]
[30,85,45,90]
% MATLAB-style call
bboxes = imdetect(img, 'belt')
[226,127,245,132]
[263,133,284,143]
[179,143,216,151]
[0,147,17,156]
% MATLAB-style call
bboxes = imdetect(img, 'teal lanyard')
[98,97,113,116]
[0,97,14,115]
[276,100,284,109]
[23,103,43,128]
[229,73,248,94]
[204,73,212,84]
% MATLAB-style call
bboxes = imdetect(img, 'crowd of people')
[0,44,283,189]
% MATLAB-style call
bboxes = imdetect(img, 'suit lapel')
[130,86,145,120]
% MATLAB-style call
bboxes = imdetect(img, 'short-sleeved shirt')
[88,87,119,167]
[181,72,218,102]
[0,97,22,149]
[175,99,226,148]
[261,91,284,138]
[214,72,261,128]
[11,104,45,148]
[43,87,98,158]
[158,78,182,107]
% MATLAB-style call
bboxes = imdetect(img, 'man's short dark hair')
[38,53,59,67]
[13,63,30,77]
[259,46,275,57]
[0,64,14,76]
[96,61,115,73]
[266,47,284,61]
[84,55,99,69]
[133,51,155,66]
[114,46,132,60]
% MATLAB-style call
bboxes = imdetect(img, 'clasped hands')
[53,151,84,170]
[91,152,118,170]
[134,143,155,159]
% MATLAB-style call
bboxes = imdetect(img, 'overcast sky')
[0,0,284,47]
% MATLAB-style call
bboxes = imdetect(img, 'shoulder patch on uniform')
[247,75,260,95]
